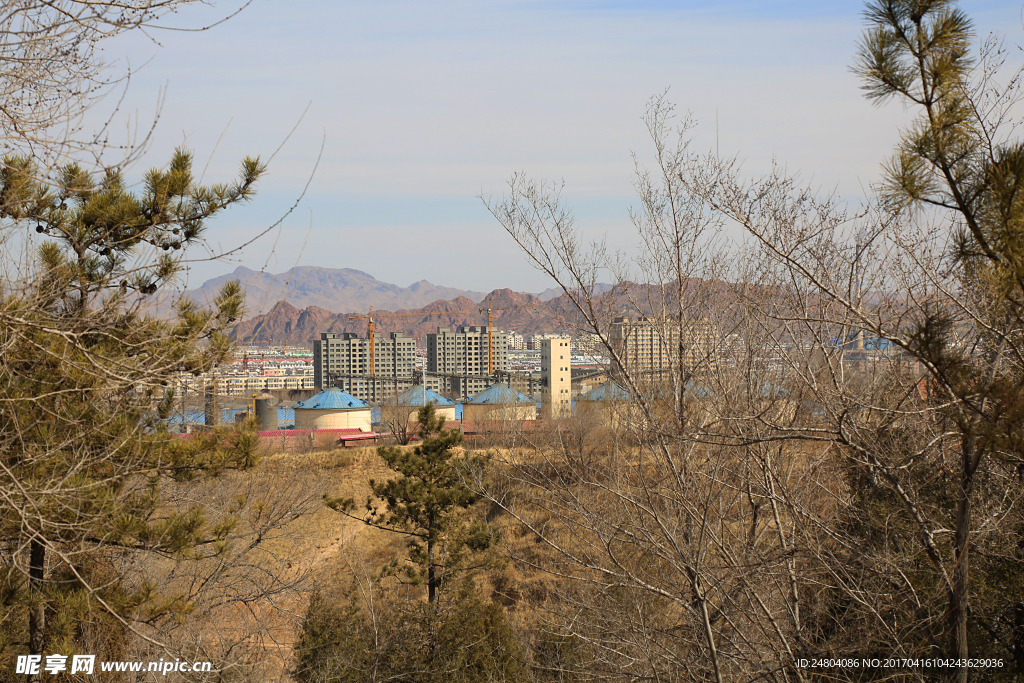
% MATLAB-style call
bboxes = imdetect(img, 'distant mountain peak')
[183,266,489,318]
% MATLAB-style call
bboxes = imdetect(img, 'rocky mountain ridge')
[231,288,575,345]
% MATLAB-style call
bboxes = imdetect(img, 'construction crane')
[349,307,472,377]
[478,304,536,375]
[349,306,378,376]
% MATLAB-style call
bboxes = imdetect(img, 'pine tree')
[0,149,265,667]
[293,582,527,683]
[852,0,1024,676]
[327,403,498,603]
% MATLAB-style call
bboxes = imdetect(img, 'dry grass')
[259,445,413,597]
[132,443,425,680]
[151,422,845,681]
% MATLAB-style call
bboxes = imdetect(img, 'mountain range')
[183,266,491,317]
[169,266,620,344]
[231,289,572,345]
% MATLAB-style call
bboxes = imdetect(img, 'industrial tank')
[294,388,372,432]
[254,393,279,431]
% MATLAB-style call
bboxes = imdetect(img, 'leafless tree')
[479,50,1024,676]
[0,0,250,169]
[477,96,828,683]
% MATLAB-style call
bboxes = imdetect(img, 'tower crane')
[349,307,473,377]
[348,303,536,385]
[348,306,378,376]
[478,303,536,375]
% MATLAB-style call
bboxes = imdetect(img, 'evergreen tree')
[293,581,527,683]
[855,0,1024,675]
[327,403,498,603]
[0,149,265,668]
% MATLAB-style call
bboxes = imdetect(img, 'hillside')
[228,278,749,345]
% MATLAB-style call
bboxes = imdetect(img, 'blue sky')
[94,0,1022,294]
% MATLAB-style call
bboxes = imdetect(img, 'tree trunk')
[949,433,976,683]
[28,539,45,658]
[427,538,436,604]
[688,569,723,683]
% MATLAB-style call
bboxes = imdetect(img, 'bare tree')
[135,461,323,681]
[662,3,1024,674]
[477,96,824,683]
[480,10,1024,670]
[0,0,250,168]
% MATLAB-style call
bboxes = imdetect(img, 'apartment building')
[172,371,315,398]
[541,337,572,419]
[608,316,717,379]
[427,326,509,399]
[314,331,417,401]
[571,333,604,355]
[221,374,316,395]
[526,332,565,350]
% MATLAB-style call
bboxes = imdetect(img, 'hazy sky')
[98,0,1021,294]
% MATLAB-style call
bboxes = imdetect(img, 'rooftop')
[295,388,370,410]
[392,387,457,407]
[466,384,535,405]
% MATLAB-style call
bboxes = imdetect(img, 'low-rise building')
[571,333,604,354]
[526,332,564,350]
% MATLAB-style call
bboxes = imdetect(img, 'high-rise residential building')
[427,326,509,400]
[507,331,525,350]
[571,333,604,355]
[314,331,417,401]
[541,337,572,419]
[608,316,717,379]
[527,332,565,350]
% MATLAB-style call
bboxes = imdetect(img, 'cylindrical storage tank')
[255,394,278,431]
[294,388,372,432]
[413,404,457,424]
[578,381,633,430]
[391,386,457,428]
[462,385,537,422]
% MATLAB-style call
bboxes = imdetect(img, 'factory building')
[540,337,572,419]
[314,331,417,401]
[427,326,509,400]
[608,316,717,380]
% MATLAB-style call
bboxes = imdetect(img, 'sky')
[93,0,1022,294]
